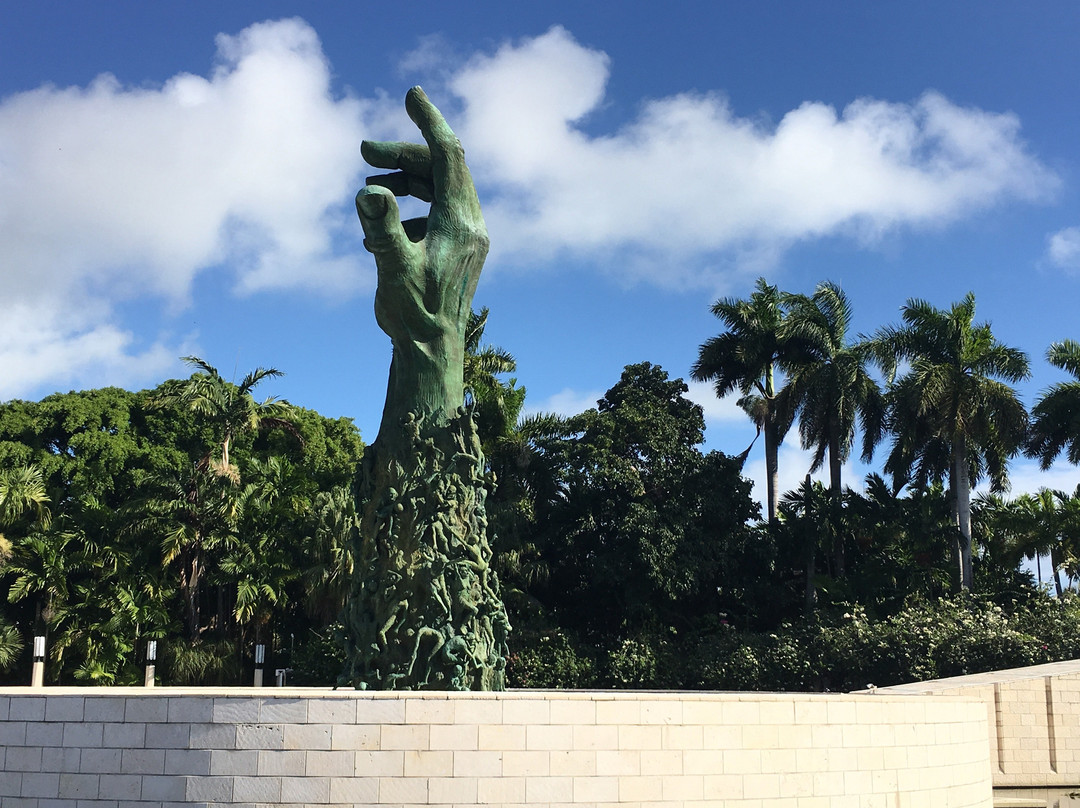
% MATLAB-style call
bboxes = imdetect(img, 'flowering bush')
[507,591,1080,691]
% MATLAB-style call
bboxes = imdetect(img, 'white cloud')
[0,21,1060,400]
[980,457,1080,499]
[1046,226,1080,272]
[447,27,1058,287]
[0,18,397,399]
[685,382,751,424]
[525,387,603,418]
[0,302,180,398]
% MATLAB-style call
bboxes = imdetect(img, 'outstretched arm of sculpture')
[356,87,489,454]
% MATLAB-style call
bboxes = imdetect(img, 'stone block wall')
[873,658,1080,791]
[0,687,991,807]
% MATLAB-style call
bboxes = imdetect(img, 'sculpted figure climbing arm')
[355,86,489,458]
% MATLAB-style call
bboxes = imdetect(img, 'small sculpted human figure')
[341,87,509,691]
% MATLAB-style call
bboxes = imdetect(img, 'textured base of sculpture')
[340,410,509,690]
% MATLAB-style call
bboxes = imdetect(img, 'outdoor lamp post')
[144,640,157,687]
[31,635,45,688]
[254,643,265,687]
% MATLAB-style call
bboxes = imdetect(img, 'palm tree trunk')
[186,551,202,640]
[829,443,843,493]
[802,474,817,611]
[764,364,779,523]
[951,438,973,590]
[764,418,779,523]
[829,434,844,578]
[217,585,226,637]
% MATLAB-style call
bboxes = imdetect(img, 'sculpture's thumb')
[356,186,416,266]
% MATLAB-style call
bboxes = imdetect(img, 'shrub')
[506,629,598,688]
[290,626,347,686]
[162,638,240,685]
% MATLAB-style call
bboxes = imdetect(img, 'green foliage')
[0,465,51,529]
[464,307,527,454]
[0,367,363,685]
[521,363,759,639]
[685,593,1064,692]
[153,356,298,481]
[693,277,800,521]
[162,638,241,686]
[1028,339,1080,468]
[780,282,885,493]
[0,617,22,672]
[0,303,1077,693]
[506,629,598,689]
[870,292,1031,589]
[606,631,681,688]
[495,363,766,688]
[289,626,349,686]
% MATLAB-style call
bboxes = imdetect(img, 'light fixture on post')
[144,640,157,687]
[254,643,266,687]
[31,635,45,688]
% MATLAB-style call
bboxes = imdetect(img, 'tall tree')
[301,485,358,624]
[1027,340,1080,469]
[223,456,306,635]
[0,465,52,673]
[871,293,1030,590]
[464,307,527,454]
[781,282,885,576]
[977,488,1080,596]
[153,356,298,482]
[530,363,758,640]
[693,278,799,522]
[124,464,240,640]
[782,282,886,494]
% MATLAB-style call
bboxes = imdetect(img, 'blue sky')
[3,1,1080,507]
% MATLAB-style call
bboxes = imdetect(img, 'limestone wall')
[0,687,991,807]
[873,658,1080,792]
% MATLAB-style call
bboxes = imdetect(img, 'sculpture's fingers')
[366,172,435,204]
[405,87,479,215]
[401,217,428,243]
[355,186,419,267]
[361,141,432,177]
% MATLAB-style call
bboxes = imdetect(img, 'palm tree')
[6,528,87,637]
[1009,489,1075,595]
[693,278,800,522]
[485,412,567,616]
[779,476,835,610]
[223,456,305,634]
[1028,340,1080,469]
[154,356,298,482]
[871,293,1030,590]
[781,282,885,576]
[0,464,51,530]
[124,464,241,640]
[847,474,954,601]
[464,308,526,452]
[782,283,886,492]
[302,485,358,623]
[0,464,53,671]
[978,488,1080,595]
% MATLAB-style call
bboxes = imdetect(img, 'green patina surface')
[340,87,509,690]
